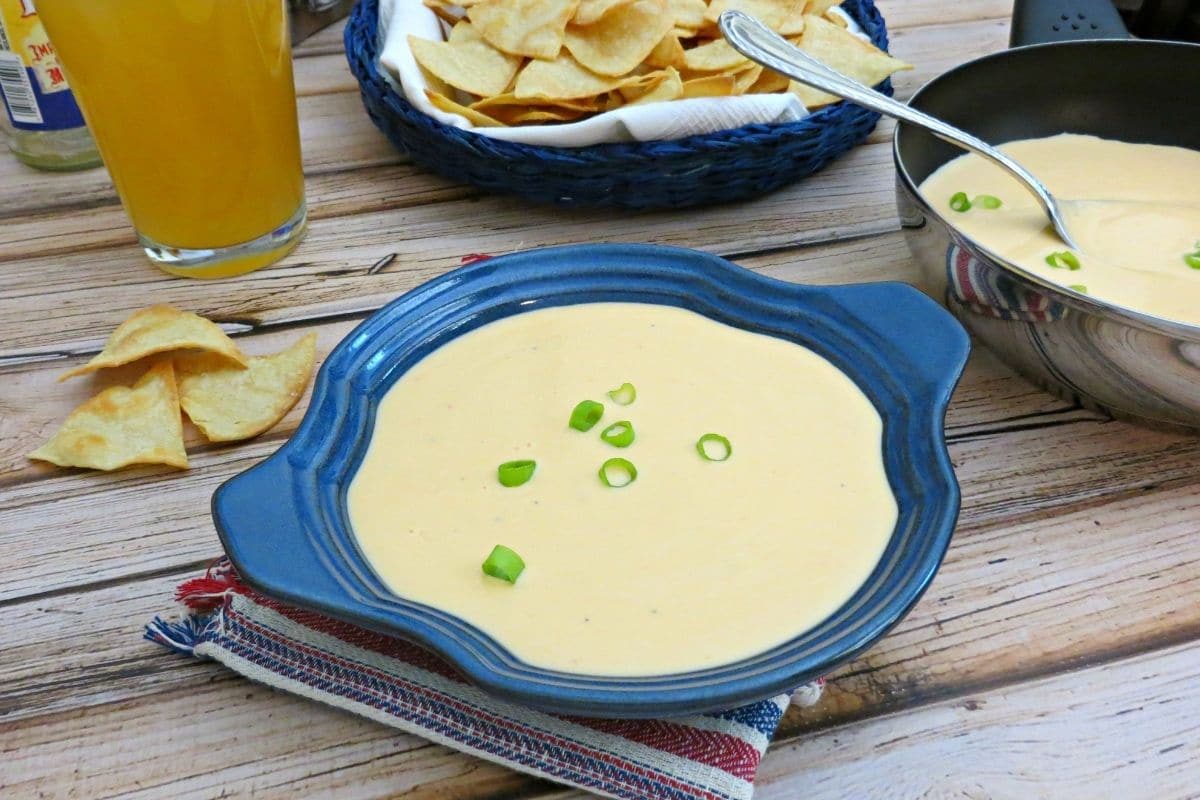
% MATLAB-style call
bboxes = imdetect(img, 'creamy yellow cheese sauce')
[919,134,1200,326]
[347,303,898,676]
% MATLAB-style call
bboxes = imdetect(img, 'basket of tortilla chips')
[345,0,907,209]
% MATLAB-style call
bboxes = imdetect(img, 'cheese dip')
[347,302,897,676]
[920,134,1200,326]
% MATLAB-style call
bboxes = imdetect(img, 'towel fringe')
[176,557,247,612]
[144,614,210,655]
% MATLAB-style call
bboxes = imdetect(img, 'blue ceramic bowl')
[213,244,970,718]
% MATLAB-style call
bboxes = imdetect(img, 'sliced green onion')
[600,420,635,448]
[695,433,732,462]
[973,194,1002,209]
[1185,253,1200,270]
[568,399,604,431]
[1045,250,1081,271]
[948,191,971,213]
[497,459,536,487]
[482,545,525,583]
[1068,284,1088,293]
[607,381,637,405]
[598,457,637,488]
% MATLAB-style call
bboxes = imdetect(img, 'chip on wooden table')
[409,22,522,98]
[789,14,912,108]
[176,332,318,443]
[60,304,246,381]
[30,360,188,471]
[468,0,580,59]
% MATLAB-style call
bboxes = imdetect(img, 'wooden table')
[4,2,1199,796]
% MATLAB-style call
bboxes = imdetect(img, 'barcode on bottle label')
[0,51,43,125]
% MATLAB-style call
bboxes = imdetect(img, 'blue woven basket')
[344,0,893,209]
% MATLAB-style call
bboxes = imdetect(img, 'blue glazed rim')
[213,244,970,718]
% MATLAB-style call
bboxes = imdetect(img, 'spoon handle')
[718,10,1078,249]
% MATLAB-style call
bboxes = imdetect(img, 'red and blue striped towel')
[147,559,817,800]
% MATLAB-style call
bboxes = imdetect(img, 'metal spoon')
[718,10,1080,250]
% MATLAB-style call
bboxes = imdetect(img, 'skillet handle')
[1010,0,1132,46]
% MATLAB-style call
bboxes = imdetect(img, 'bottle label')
[0,0,86,131]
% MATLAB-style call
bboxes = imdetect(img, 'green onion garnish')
[600,420,635,448]
[973,194,1002,209]
[1045,251,1081,270]
[607,382,637,405]
[695,433,732,462]
[497,459,536,487]
[598,457,637,488]
[1068,284,1088,293]
[948,191,971,213]
[482,545,525,583]
[568,400,604,431]
[1185,253,1200,270]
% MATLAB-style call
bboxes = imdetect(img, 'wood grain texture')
[6,1,1200,797]
[0,13,1007,264]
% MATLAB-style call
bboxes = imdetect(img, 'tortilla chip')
[790,14,911,108]
[30,361,187,471]
[681,73,737,97]
[563,0,673,77]
[472,92,601,112]
[823,7,849,27]
[426,89,508,126]
[705,0,807,35]
[469,0,579,59]
[624,67,684,104]
[573,0,636,25]
[423,0,465,26]
[177,333,317,443]
[682,38,749,72]
[807,0,841,14]
[494,106,587,123]
[749,66,790,92]
[729,63,763,93]
[60,305,246,382]
[514,53,627,99]
[408,23,522,97]
[667,0,706,29]
[644,33,686,69]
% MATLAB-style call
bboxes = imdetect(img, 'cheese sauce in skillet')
[347,303,898,676]
[920,134,1200,326]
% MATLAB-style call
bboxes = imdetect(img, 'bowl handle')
[821,282,971,404]
[211,453,345,603]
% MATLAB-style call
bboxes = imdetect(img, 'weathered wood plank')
[4,596,1197,798]
[0,229,1070,486]
[2,380,1195,731]
[0,13,1005,258]
[292,17,351,58]
[5,240,1193,605]
[0,89,399,226]
[0,160,467,263]
[756,642,1200,800]
[0,139,899,354]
